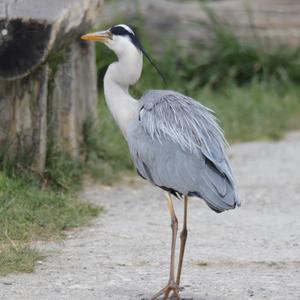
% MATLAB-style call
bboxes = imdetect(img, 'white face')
[101,24,139,60]
[104,32,139,58]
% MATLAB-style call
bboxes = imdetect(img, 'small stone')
[1,29,8,36]
[122,234,131,239]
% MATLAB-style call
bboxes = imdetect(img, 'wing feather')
[127,90,240,212]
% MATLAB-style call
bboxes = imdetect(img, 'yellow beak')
[80,31,111,42]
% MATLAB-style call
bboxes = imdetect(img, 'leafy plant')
[178,9,300,88]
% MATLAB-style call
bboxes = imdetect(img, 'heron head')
[81,24,139,57]
[81,24,166,84]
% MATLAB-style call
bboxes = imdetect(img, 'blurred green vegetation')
[92,18,300,180]
[180,9,300,88]
[81,116,133,184]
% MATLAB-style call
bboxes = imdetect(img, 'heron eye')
[107,31,113,39]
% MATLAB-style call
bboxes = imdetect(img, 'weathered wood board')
[0,0,103,172]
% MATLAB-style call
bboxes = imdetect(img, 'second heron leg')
[150,193,180,300]
[176,195,189,287]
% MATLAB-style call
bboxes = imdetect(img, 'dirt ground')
[1,132,300,300]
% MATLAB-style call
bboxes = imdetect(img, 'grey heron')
[81,24,240,300]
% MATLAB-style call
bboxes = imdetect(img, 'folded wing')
[127,90,240,213]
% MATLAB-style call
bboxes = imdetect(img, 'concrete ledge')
[0,0,103,80]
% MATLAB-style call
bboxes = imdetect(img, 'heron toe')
[150,281,181,300]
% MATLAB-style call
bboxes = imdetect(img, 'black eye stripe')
[110,26,142,51]
[110,26,134,37]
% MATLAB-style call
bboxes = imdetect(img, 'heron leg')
[176,195,188,287]
[150,193,180,300]
[167,192,178,284]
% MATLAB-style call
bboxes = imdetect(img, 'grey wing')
[127,90,240,213]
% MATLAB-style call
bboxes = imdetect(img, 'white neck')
[103,48,143,139]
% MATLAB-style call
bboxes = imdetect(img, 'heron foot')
[150,280,181,300]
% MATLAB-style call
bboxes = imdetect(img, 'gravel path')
[1,132,300,300]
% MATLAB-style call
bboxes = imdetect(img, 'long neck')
[104,50,143,139]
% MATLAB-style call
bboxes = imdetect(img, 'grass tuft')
[0,172,101,276]
[0,173,100,242]
[44,145,82,191]
[0,245,42,276]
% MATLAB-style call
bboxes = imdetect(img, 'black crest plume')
[110,25,167,85]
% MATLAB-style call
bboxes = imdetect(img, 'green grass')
[0,246,42,276]
[195,82,300,142]
[44,145,83,191]
[0,172,101,276]
[0,138,101,276]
